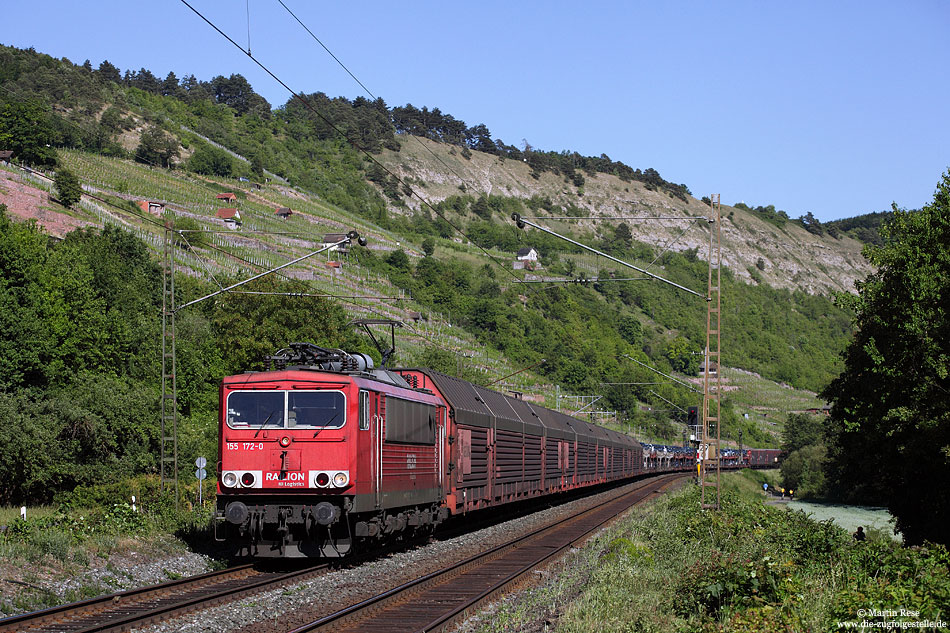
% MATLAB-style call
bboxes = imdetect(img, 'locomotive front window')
[227,391,285,428]
[226,390,346,429]
[289,391,345,428]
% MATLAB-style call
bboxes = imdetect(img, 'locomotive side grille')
[384,396,436,444]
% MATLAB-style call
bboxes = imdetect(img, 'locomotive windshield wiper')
[253,410,278,439]
[312,411,340,438]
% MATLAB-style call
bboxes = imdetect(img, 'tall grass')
[0,505,58,524]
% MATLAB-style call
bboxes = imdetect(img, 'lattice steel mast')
[161,221,179,501]
[700,195,722,510]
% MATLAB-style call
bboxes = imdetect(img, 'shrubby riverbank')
[457,470,949,632]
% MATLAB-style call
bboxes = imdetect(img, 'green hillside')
[0,43,865,505]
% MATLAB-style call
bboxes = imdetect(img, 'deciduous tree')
[0,98,58,167]
[823,171,950,544]
[187,144,233,177]
[54,167,81,207]
[134,125,179,168]
[665,336,699,375]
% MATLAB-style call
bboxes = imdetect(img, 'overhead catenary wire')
[229,290,406,300]
[274,0,501,226]
[644,216,703,273]
[275,0,376,101]
[516,276,651,284]
[185,224,470,360]
[618,353,702,394]
[175,235,358,311]
[176,230,226,291]
[520,216,697,221]
[178,0,536,299]
[512,213,708,299]
[648,389,688,415]
[600,382,667,386]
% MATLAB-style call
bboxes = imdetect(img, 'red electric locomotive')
[215,344,449,557]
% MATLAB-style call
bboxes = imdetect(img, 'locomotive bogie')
[216,496,355,557]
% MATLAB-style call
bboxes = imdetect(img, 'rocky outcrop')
[379,136,871,296]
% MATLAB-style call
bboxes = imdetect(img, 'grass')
[720,367,827,445]
[0,494,215,616]
[0,505,58,525]
[727,468,782,497]
[0,531,177,616]
[725,366,825,412]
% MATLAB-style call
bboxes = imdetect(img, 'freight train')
[214,343,780,557]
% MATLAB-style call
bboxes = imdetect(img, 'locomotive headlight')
[332,471,348,487]
[279,436,291,447]
[222,472,237,488]
[315,472,330,487]
[240,472,256,487]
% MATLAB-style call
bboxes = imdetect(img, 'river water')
[787,500,900,541]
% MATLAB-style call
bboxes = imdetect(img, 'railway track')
[283,473,686,633]
[0,473,683,633]
[0,561,329,633]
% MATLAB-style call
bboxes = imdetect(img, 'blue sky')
[3,1,948,221]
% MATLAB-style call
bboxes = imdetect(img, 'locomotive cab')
[216,371,357,557]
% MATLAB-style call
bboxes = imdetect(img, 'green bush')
[54,167,82,207]
[830,540,950,626]
[675,550,784,616]
[187,143,233,177]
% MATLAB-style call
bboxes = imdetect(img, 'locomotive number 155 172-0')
[225,442,265,451]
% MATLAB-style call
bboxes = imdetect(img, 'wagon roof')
[410,369,639,448]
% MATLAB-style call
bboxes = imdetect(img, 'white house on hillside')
[516,247,539,262]
[514,247,541,271]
